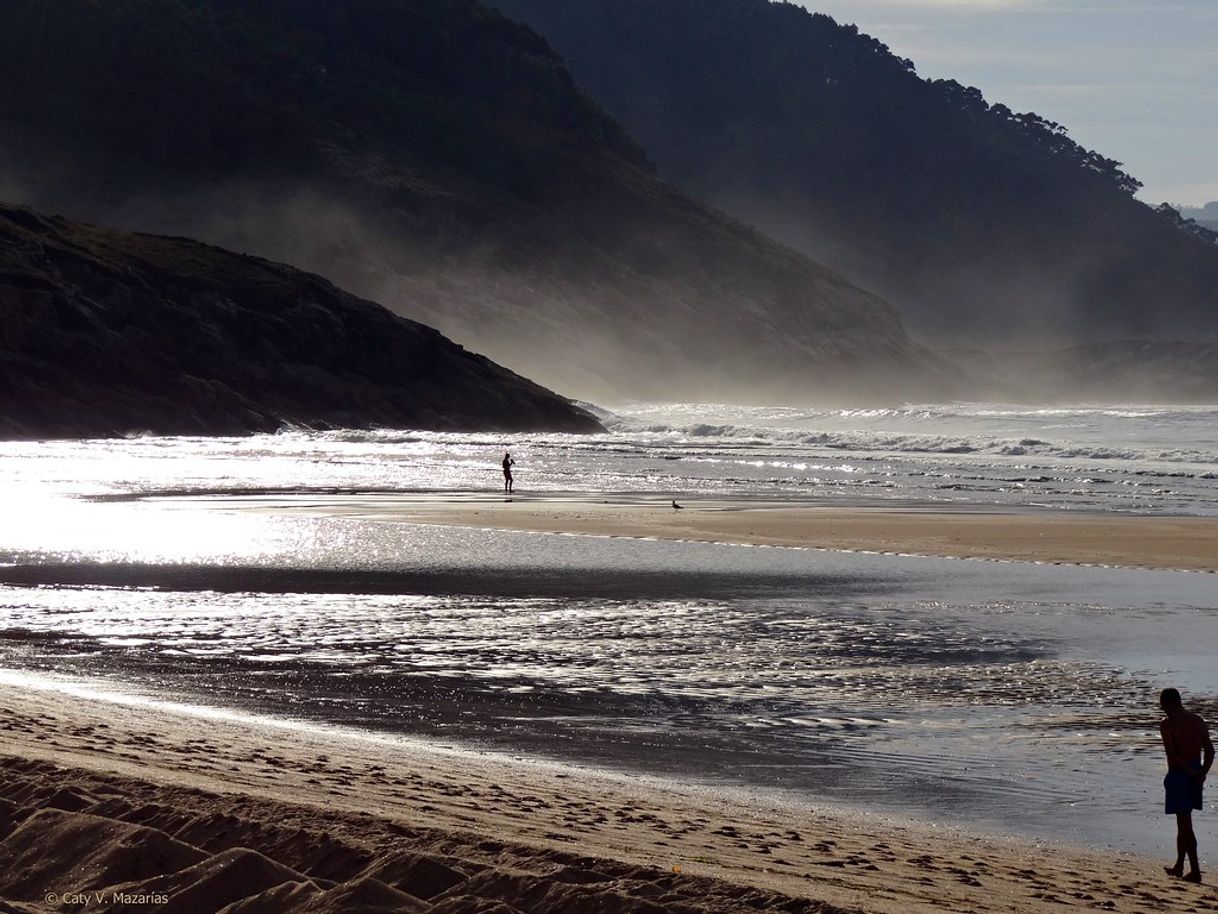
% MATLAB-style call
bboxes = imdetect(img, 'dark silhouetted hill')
[494,0,1218,347]
[0,0,952,404]
[0,203,602,438]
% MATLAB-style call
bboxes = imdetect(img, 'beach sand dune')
[0,685,1209,914]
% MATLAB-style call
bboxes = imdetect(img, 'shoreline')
[173,493,1218,572]
[0,676,1201,914]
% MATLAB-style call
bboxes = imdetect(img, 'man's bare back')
[1161,709,1212,776]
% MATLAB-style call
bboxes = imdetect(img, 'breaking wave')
[607,419,1218,466]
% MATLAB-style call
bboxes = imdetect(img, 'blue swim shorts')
[1165,768,1204,815]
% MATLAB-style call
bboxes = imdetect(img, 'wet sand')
[233,495,1218,572]
[1,682,1208,914]
[4,495,1214,912]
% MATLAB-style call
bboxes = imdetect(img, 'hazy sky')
[799,0,1218,205]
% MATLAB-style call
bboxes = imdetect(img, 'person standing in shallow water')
[1160,687,1214,883]
[502,451,515,494]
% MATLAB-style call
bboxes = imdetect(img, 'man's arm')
[1201,718,1214,778]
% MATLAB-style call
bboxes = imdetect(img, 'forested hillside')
[495,0,1218,345]
[1176,203,1218,234]
[0,0,951,403]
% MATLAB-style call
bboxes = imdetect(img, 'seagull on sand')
[671,499,684,510]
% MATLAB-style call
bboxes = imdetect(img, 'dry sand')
[0,682,1212,914]
[233,495,1218,572]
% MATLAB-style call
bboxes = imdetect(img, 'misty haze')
[1,3,1216,914]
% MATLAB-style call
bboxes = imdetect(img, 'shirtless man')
[1160,687,1214,883]
[502,451,515,494]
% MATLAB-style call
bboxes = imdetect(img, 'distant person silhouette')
[1160,687,1214,883]
[502,451,515,494]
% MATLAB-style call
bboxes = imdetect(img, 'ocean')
[2,402,1216,854]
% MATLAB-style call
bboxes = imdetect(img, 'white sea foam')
[0,401,1215,514]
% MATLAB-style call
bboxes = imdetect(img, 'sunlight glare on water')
[2,488,298,565]
[3,402,1218,512]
